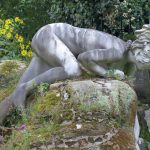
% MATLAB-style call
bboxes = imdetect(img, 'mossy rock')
[0,60,26,102]
[0,79,138,150]
[0,60,26,77]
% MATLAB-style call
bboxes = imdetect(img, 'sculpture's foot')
[0,97,14,125]
[0,85,27,124]
[11,84,27,108]
[114,70,125,80]
[106,69,125,80]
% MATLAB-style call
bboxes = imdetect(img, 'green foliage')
[140,122,150,142]
[0,61,19,76]
[1,90,61,149]
[37,82,50,96]
[0,60,26,101]
[0,0,149,40]
[0,18,32,60]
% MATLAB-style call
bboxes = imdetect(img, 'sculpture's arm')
[77,48,124,78]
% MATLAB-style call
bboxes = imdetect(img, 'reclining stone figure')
[0,23,150,124]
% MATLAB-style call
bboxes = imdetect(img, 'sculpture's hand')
[114,70,125,80]
[106,69,125,80]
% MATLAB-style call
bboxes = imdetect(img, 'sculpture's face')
[131,25,150,70]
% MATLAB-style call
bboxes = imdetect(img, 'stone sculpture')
[0,23,150,124]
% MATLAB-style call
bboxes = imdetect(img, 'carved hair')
[131,24,150,64]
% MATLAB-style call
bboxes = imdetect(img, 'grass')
[0,60,150,149]
[0,60,25,102]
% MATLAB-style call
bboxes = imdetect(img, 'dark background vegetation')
[0,0,150,40]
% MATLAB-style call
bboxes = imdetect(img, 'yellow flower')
[26,44,30,49]
[0,29,6,35]
[6,33,12,39]
[20,43,25,49]
[28,41,31,45]
[5,19,12,25]
[15,17,20,22]
[21,50,27,56]
[19,20,24,24]
[17,35,24,43]
[27,50,33,57]
[9,27,13,32]
[4,24,9,30]
[15,17,24,24]
[26,41,31,49]
[15,34,19,39]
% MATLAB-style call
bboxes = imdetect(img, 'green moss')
[79,96,109,113]
[33,91,60,112]
[0,61,24,102]
[1,90,62,149]
[0,80,137,149]
[0,131,30,150]
[0,84,15,102]
[81,70,97,79]
[28,122,60,144]
[0,61,19,77]
[0,122,60,150]
[140,125,150,142]
[27,91,62,135]
[74,85,111,113]
[138,108,150,143]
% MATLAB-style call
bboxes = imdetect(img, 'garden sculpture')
[0,23,150,124]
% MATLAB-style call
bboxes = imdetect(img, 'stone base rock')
[30,79,138,150]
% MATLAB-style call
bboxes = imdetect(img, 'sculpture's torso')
[33,23,128,56]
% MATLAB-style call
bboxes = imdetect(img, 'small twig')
[0,126,14,132]
[0,124,26,132]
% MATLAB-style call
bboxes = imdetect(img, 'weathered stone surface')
[0,74,138,149]
[0,60,26,101]
[0,60,26,73]
[144,109,150,133]
[29,79,137,149]
[0,60,26,86]
[134,70,150,102]
[139,138,150,150]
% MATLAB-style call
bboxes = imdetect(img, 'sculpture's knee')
[64,60,81,77]
[77,52,89,62]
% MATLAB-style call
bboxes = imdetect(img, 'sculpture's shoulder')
[33,23,74,36]
[48,22,73,28]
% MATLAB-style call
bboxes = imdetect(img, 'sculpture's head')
[131,24,150,70]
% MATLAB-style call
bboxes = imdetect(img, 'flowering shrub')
[0,17,32,60]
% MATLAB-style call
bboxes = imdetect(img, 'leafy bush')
[0,0,149,40]
[0,0,149,60]
[0,17,32,60]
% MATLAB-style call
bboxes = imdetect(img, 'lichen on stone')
[0,60,19,77]
[0,60,26,102]
[0,79,137,150]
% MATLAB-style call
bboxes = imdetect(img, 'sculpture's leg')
[78,48,122,77]
[12,36,81,107]
[18,54,51,85]
[0,34,81,124]
[0,55,51,124]
[12,67,69,107]
[11,55,52,107]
